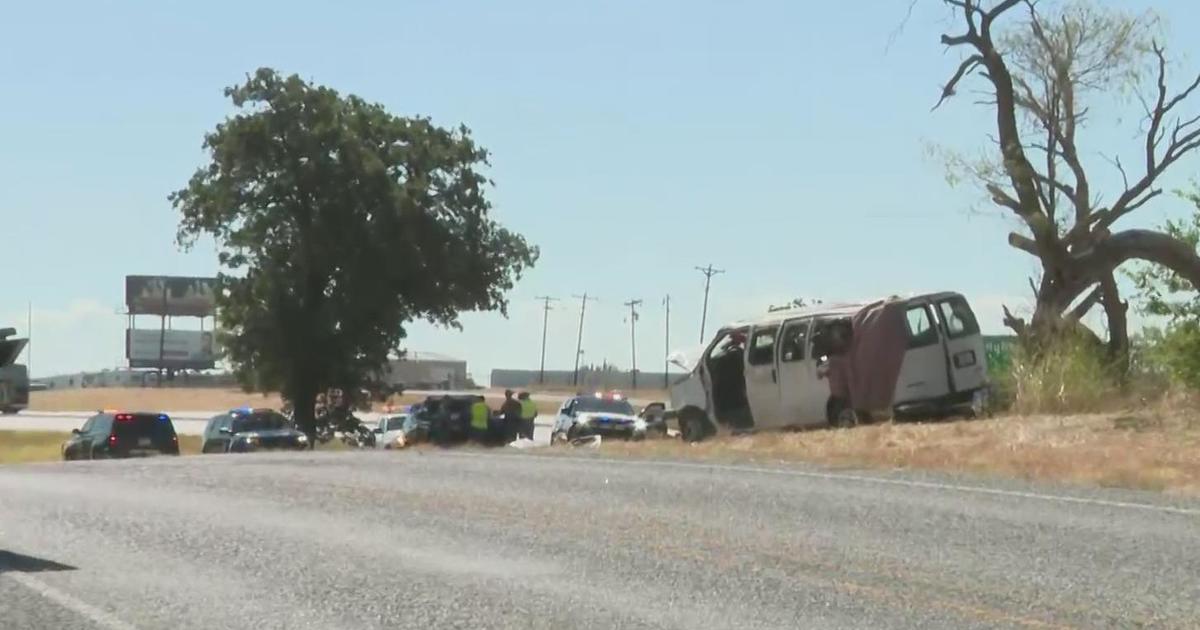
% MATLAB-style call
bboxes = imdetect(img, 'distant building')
[490,367,675,391]
[37,369,236,389]
[379,352,471,390]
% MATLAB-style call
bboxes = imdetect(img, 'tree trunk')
[1099,273,1129,371]
[292,380,318,448]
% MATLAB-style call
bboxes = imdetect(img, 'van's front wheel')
[678,407,713,443]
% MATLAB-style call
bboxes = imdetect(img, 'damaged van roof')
[726,291,968,329]
[723,301,867,329]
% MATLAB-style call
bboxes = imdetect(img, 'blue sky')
[3,0,1200,382]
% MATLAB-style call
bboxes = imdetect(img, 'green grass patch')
[0,431,204,464]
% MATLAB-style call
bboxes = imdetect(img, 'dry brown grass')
[591,399,1200,495]
[0,431,204,464]
[30,388,285,412]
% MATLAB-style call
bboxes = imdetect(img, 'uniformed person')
[499,389,524,443]
[518,392,537,441]
[469,396,490,444]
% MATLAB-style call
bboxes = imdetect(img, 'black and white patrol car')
[550,392,654,443]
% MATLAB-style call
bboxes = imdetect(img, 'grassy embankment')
[0,431,204,464]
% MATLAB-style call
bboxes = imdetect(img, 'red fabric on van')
[847,299,909,411]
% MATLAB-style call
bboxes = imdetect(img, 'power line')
[695,264,725,343]
[623,299,642,390]
[534,296,558,385]
[571,293,598,387]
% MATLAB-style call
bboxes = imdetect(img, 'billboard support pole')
[158,286,168,387]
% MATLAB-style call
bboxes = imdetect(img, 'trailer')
[0,327,30,414]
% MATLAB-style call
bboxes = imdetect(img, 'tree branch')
[1008,232,1039,256]
[1065,284,1103,322]
[1073,228,1200,291]
[1072,44,1200,241]
[934,55,984,109]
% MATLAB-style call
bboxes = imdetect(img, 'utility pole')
[534,296,557,385]
[623,299,642,390]
[571,293,597,387]
[663,294,670,389]
[26,302,32,378]
[695,264,725,343]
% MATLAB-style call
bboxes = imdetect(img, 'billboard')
[126,329,217,370]
[125,276,217,317]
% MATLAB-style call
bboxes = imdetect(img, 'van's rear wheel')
[827,399,858,429]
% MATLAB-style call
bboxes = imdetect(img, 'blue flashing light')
[158,414,170,421]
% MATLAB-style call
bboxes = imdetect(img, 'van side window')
[937,298,980,339]
[747,327,779,366]
[780,321,808,362]
[905,305,940,348]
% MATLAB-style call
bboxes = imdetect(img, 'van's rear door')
[893,302,951,404]
[935,295,987,392]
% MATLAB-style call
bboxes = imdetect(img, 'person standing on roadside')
[469,395,491,444]
[499,389,523,443]
[518,392,537,441]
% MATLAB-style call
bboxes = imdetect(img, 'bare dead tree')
[935,0,1200,365]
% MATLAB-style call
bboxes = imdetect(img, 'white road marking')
[456,451,1200,517]
[5,572,136,630]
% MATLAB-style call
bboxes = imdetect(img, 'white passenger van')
[666,292,988,441]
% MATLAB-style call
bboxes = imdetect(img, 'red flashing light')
[115,413,133,422]
[108,435,118,446]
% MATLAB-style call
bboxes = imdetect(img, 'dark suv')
[201,408,309,453]
[62,411,181,460]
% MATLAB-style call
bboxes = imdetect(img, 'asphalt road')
[1,451,1199,629]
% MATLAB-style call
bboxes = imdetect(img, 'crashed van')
[666,292,988,441]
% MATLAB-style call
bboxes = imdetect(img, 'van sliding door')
[776,319,827,426]
[744,325,781,429]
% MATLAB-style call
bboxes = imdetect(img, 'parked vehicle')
[373,411,414,449]
[62,411,180,460]
[417,394,484,446]
[665,292,989,441]
[201,407,309,453]
[0,327,29,415]
[551,392,653,443]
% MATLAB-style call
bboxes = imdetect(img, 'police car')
[550,392,650,443]
[62,410,180,460]
[201,407,309,454]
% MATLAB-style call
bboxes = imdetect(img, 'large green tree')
[172,68,537,437]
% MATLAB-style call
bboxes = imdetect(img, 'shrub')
[1008,333,1120,414]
